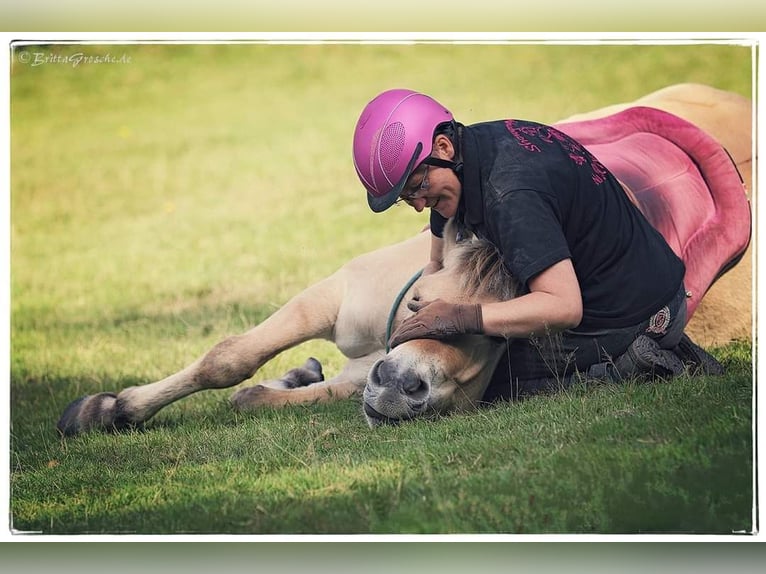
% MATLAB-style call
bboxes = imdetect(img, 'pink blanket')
[555,107,750,322]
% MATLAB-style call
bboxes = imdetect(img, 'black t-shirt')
[431,120,685,331]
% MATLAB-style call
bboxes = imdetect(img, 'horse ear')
[442,218,459,255]
[442,218,475,257]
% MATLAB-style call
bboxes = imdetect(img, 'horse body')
[57,232,432,434]
[57,83,752,435]
[559,83,753,346]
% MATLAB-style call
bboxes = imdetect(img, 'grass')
[11,343,753,534]
[9,42,755,535]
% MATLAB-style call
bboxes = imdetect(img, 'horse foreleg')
[229,353,381,411]
[57,274,345,436]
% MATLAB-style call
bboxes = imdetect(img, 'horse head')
[363,226,519,427]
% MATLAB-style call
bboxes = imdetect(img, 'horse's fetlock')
[112,390,145,426]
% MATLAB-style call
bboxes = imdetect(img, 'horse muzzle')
[362,356,431,427]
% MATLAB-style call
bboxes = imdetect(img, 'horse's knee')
[195,336,256,389]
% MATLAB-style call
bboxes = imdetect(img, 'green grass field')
[10,42,755,535]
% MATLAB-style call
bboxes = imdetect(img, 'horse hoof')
[280,357,324,388]
[56,392,126,436]
[304,357,323,378]
[230,358,325,412]
[230,385,270,411]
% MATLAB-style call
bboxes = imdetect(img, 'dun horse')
[57,83,753,435]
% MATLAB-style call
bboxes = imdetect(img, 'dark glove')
[389,299,484,348]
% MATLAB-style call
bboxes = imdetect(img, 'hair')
[434,120,457,141]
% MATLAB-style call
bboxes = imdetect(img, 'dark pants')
[482,284,688,402]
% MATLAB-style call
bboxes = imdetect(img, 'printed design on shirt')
[646,305,671,335]
[504,120,609,185]
[504,120,541,152]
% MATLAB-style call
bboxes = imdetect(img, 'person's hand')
[389,299,483,348]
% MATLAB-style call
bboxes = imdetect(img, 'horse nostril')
[402,376,427,397]
[369,359,384,386]
[371,359,428,400]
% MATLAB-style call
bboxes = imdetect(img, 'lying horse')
[57,83,752,434]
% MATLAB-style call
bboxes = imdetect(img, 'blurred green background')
[11,42,753,384]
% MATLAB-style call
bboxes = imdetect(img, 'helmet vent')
[378,121,406,174]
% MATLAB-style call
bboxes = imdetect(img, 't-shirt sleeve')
[486,188,572,289]
[429,209,448,238]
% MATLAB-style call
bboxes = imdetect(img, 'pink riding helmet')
[353,89,453,213]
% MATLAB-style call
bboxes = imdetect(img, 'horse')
[56,83,752,435]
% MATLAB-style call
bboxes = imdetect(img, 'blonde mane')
[442,221,519,302]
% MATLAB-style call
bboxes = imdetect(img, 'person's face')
[397,135,462,219]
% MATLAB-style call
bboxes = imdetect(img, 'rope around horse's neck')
[385,269,424,353]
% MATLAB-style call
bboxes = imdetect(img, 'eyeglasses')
[395,165,430,206]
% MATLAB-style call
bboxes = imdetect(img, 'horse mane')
[443,221,519,302]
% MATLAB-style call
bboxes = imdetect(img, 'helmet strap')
[423,156,463,175]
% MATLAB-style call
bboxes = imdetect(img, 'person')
[352,88,722,391]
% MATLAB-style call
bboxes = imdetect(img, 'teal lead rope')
[385,269,423,353]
